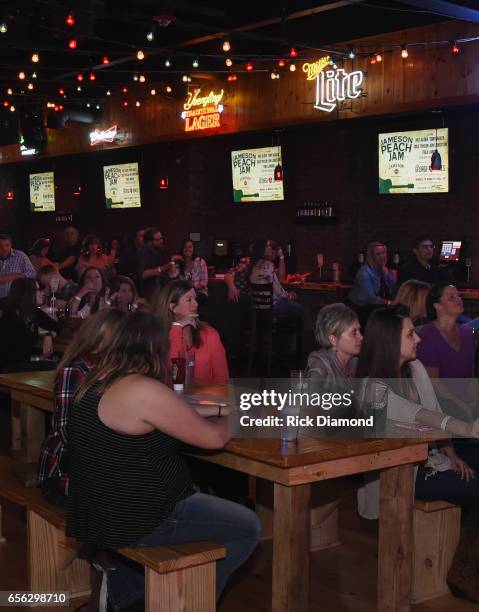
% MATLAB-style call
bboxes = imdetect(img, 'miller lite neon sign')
[302,56,364,113]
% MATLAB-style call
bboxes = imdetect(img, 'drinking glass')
[365,381,388,436]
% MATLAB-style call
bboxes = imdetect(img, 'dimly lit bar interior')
[1,1,479,611]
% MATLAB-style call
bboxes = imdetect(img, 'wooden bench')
[412,499,461,603]
[0,455,226,611]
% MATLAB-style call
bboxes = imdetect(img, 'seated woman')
[76,234,115,279]
[152,279,229,384]
[306,302,362,386]
[29,238,57,272]
[38,308,126,504]
[0,278,59,372]
[69,267,109,319]
[357,304,479,602]
[393,279,430,327]
[108,275,142,312]
[67,311,260,609]
[249,239,302,318]
[417,284,476,420]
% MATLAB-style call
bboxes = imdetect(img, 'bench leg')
[146,563,216,612]
[0,502,6,543]
[10,399,21,452]
[27,510,90,598]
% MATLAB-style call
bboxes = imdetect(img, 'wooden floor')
[1,483,478,612]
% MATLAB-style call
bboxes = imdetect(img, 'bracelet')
[218,405,222,418]
[73,295,82,302]
[440,415,452,431]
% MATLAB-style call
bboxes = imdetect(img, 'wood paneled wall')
[0,20,478,164]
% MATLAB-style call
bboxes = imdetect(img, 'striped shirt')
[67,382,194,548]
[0,249,37,298]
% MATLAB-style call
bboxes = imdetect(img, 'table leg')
[20,404,46,464]
[378,464,414,612]
[10,399,21,452]
[272,482,311,612]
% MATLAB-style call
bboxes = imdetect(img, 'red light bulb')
[68,39,77,49]
[246,62,253,71]
[278,59,285,68]
[123,100,129,107]
[289,47,297,58]
[452,43,460,54]
[77,73,83,81]
[102,56,110,65]
[89,72,96,81]
[66,13,75,26]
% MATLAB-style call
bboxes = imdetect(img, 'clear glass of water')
[365,381,388,436]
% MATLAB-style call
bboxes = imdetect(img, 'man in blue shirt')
[0,233,36,299]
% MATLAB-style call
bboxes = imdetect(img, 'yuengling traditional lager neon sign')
[182,89,225,132]
[302,56,364,113]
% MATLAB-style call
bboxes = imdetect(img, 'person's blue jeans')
[107,492,261,609]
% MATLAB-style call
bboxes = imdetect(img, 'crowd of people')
[1,226,479,605]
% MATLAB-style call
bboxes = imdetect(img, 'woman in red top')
[152,280,228,384]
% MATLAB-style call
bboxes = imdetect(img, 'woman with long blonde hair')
[67,311,259,610]
[38,308,126,504]
[394,279,430,325]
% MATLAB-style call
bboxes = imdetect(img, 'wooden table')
[0,371,55,462]
[0,375,431,611]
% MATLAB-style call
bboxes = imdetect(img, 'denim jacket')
[349,265,396,307]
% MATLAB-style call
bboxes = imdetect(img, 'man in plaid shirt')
[0,233,36,299]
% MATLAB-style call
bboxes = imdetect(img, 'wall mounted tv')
[231,146,284,202]
[378,128,448,194]
[103,162,141,209]
[29,171,55,212]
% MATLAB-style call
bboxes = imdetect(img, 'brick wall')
[1,105,478,283]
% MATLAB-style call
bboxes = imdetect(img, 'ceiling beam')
[398,0,479,22]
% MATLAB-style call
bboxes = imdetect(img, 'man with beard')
[138,227,181,298]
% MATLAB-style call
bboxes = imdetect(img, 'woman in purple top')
[417,284,476,422]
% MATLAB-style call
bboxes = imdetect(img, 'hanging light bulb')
[246,62,253,71]
[96,104,100,110]
[77,73,83,81]
[192,59,199,68]
[289,47,297,58]
[106,89,111,95]
[66,13,75,26]
[150,88,156,95]
[375,53,382,63]
[348,49,356,59]
[58,88,65,95]
[225,58,233,67]
[401,46,409,59]
[227,73,237,82]
[27,82,33,90]
[32,72,37,79]
[3,101,8,107]
[18,71,26,80]
[86,103,91,108]
[133,74,138,81]
[31,53,39,63]
[289,63,296,72]
[122,86,128,93]
[0,23,7,34]
[68,39,77,49]
[102,55,110,64]
[123,100,129,107]
[9,105,15,112]
[164,58,171,67]
[77,86,82,91]
[139,74,146,83]
[451,42,460,54]
[278,59,285,68]
[146,31,154,42]
[89,72,96,81]
[222,40,231,52]
[370,55,377,65]
[165,85,172,93]
[182,74,189,82]
[136,50,145,60]
[135,100,141,107]
[7,88,12,95]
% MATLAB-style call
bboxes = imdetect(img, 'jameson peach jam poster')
[29,171,55,212]
[103,162,141,209]
[231,146,284,202]
[378,128,449,194]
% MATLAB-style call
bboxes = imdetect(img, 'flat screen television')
[29,171,55,212]
[378,128,449,194]
[439,240,462,262]
[231,146,284,202]
[103,162,141,209]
